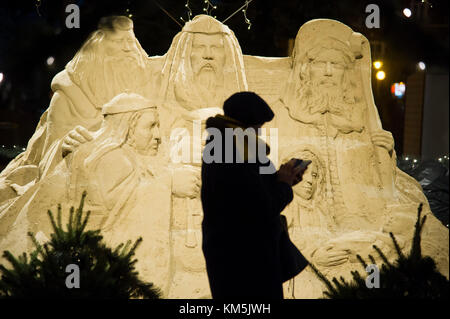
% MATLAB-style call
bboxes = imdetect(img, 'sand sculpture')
[0,15,447,298]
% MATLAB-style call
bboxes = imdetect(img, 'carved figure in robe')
[276,19,448,284]
[0,16,151,207]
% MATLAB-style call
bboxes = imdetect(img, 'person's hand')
[312,244,350,267]
[371,130,394,153]
[62,126,93,158]
[172,166,201,198]
[277,159,306,186]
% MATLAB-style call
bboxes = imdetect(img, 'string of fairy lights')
[35,0,42,16]
[202,0,217,17]
[180,0,193,23]
[179,0,253,29]
[242,0,252,29]
[32,0,253,29]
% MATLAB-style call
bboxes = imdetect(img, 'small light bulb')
[418,61,426,70]
[373,61,383,69]
[46,56,55,66]
[376,71,386,80]
[403,8,412,17]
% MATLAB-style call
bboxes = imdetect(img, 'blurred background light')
[373,61,383,69]
[46,56,55,66]
[418,61,426,70]
[376,70,386,80]
[391,82,406,98]
[403,8,412,18]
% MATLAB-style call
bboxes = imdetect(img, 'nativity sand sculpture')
[0,16,448,299]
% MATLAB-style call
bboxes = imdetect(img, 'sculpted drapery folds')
[280,147,396,298]
[69,93,161,231]
[279,20,448,286]
[0,16,151,205]
[156,15,249,299]
[66,16,150,111]
[280,21,388,231]
[68,93,175,297]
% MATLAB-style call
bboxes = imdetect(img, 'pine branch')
[389,232,406,261]
[48,209,63,240]
[411,203,424,261]
[309,263,338,296]
[372,245,392,267]
[356,254,368,268]
[368,254,377,267]
[311,202,448,299]
[0,192,162,299]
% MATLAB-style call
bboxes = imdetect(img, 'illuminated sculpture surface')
[0,16,447,299]
[275,20,448,298]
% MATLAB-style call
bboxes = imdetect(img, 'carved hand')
[62,125,93,158]
[371,130,394,153]
[172,166,201,198]
[312,244,350,268]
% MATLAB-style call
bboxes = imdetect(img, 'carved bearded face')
[190,33,226,81]
[293,161,319,200]
[309,48,346,91]
[67,24,149,109]
[104,29,140,62]
[129,110,161,156]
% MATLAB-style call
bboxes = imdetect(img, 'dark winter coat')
[201,114,304,299]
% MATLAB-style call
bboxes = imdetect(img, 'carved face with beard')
[66,16,149,109]
[190,33,226,105]
[301,45,356,116]
[159,15,248,111]
[282,37,363,131]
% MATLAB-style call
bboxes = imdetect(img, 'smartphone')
[293,159,312,171]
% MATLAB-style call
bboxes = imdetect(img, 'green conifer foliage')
[311,204,449,298]
[0,192,161,299]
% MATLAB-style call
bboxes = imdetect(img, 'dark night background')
[0,0,448,167]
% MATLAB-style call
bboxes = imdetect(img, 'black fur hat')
[223,91,274,126]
